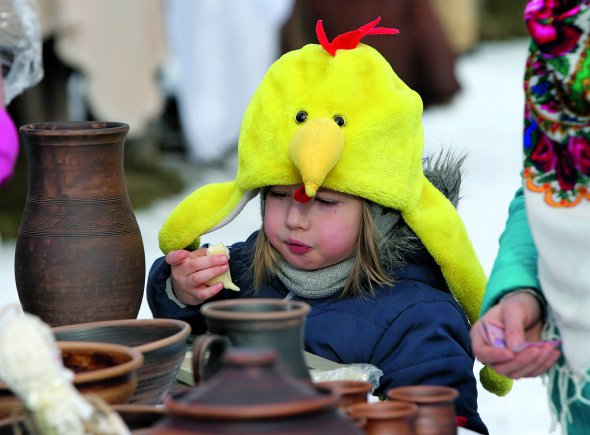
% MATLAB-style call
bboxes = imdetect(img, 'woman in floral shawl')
[471,1,590,434]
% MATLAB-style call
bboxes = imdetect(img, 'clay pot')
[387,385,459,435]
[152,348,362,434]
[315,380,373,409]
[0,341,144,419]
[53,318,191,405]
[346,401,418,435]
[193,298,311,382]
[15,121,145,327]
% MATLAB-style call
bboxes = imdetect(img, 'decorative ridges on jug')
[18,195,140,237]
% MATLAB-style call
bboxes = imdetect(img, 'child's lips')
[286,239,311,254]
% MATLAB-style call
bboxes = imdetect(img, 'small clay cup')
[346,401,418,435]
[315,380,373,409]
[387,385,459,435]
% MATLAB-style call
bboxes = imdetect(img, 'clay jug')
[192,298,311,382]
[15,122,145,327]
[387,385,459,435]
[153,347,362,434]
[346,401,418,435]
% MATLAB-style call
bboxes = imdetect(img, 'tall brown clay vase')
[14,122,145,327]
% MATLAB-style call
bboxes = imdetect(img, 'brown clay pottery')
[346,401,418,435]
[0,341,143,419]
[316,380,373,409]
[15,121,145,327]
[53,318,191,405]
[387,385,459,435]
[152,347,363,434]
[192,298,311,382]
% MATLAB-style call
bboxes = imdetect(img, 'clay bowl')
[0,404,165,434]
[53,318,191,404]
[0,341,143,420]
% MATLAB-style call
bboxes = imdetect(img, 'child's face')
[263,185,363,270]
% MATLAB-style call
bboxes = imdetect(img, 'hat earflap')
[402,177,513,396]
[158,181,258,254]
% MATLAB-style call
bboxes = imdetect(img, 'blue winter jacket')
[147,231,487,434]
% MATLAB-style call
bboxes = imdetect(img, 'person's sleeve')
[373,299,487,434]
[481,187,541,314]
[146,256,207,334]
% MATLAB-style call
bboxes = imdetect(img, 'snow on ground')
[0,39,559,434]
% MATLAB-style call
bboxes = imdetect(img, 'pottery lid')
[165,348,339,419]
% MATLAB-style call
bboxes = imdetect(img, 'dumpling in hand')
[206,243,240,291]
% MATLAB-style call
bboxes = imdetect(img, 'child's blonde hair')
[252,201,392,298]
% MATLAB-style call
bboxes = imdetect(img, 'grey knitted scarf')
[270,151,464,299]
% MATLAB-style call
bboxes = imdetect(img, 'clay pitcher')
[15,122,145,326]
[192,298,311,382]
[387,385,459,435]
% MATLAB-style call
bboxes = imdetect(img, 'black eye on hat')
[295,111,308,123]
[333,115,345,127]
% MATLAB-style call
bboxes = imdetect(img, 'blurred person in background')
[471,2,590,433]
[0,71,19,188]
[281,0,476,107]
[164,0,294,164]
[0,0,43,188]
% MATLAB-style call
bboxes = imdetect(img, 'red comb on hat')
[316,17,399,56]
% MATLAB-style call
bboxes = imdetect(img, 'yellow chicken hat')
[159,17,511,396]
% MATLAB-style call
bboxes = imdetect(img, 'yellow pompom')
[479,365,513,397]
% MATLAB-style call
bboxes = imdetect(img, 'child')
[471,1,590,434]
[148,17,509,434]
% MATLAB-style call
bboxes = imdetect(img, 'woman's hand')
[165,248,229,305]
[470,290,560,379]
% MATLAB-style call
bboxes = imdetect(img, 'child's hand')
[470,290,560,379]
[165,248,229,306]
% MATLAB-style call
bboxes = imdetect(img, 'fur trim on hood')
[378,150,466,270]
